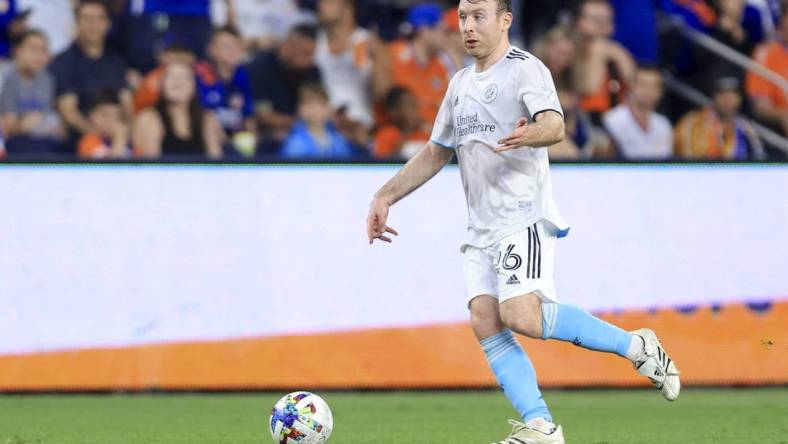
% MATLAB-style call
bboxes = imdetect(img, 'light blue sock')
[541,303,632,357]
[481,330,552,422]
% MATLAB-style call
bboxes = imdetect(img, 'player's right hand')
[367,197,399,244]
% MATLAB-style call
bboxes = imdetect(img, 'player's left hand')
[367,197,399,244]
[495,117,530,153]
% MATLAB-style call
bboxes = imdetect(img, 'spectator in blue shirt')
[282,83,354,159]
[195,26,256,138]
[0,0,25,59]
[609,0,659,63]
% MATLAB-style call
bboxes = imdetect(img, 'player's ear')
[500,11,513,32]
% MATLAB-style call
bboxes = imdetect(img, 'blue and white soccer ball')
[269,391,333,444]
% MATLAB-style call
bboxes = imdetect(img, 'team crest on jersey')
[482,84,499,103]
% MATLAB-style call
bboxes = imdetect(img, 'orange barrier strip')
[0,302,785,391]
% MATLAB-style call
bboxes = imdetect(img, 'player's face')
[458,1,511,59]
[631,70,663,110]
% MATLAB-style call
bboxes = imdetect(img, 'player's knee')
[469,295,505,340]
[500,300,543,339]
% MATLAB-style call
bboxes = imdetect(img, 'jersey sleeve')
[518,59,563,120]
[429,72,458,150]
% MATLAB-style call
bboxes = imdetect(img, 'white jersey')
[430,46,570,250]
[603,104,673,160]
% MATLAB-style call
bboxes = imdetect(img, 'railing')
[661,16,788,153]
[663,70,788,153]
[663,15,788,99]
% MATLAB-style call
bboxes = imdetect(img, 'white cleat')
[631,328,681,401]
[491,420,565,444]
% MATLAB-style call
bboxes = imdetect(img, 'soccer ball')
[269,391,333,444]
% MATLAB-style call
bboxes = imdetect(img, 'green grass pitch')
[1,389,786,444]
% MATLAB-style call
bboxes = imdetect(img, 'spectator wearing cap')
[746,12,788,136]
[195,27,256,142]
[51,0,130,140]
[248,23,322,144]
[440,7,473,75]
[674,77,764,160]
[603,65,673,159]
[373,3,450,125]
[0,29,62,155]
[315,0,375,146]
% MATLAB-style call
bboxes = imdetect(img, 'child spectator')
[281,83,354,159]
[133,62,223,159]
[373,87,430,160]
[77,91,130,160]
[0,29,62,155]
[195,26,256,140]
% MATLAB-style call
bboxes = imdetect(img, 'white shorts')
[463,221,559,306]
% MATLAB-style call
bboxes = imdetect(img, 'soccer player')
[366,1,681,443]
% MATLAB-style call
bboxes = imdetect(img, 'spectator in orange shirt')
[373,3,449,124]
[674,77,764,160]
[133,42,196,114]
[572,0,635,124]
[746,13,788,135]
[77,91,131,160]
[373,87,430,160]
[440,7,473,75]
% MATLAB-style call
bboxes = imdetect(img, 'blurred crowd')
[0,0,785,161]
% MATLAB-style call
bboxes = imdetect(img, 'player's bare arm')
[367,142,454,244]
[495,111,565,153]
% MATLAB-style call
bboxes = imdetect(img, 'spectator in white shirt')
[212,0,316,50]
[314,0,374,145]
[602,65,673,160]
